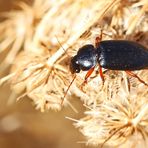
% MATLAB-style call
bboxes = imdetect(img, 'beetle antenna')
[61,74,77,105]
[55,35,71,58]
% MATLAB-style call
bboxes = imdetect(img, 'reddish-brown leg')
[80,67,95,90]
[125,71,148,86]
[95,29,103,48]
[87,66,105,84]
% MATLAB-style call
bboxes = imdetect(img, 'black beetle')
[61,34,148,105]
[71,40,148,72]
[70,40,148,85]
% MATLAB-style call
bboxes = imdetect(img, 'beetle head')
[70,56,80,74]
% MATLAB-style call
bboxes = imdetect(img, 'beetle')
[61,31,148,104]
[70,36,148,86]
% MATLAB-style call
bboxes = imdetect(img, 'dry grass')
[0,0,148,147]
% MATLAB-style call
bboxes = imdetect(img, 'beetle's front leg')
[80,67,95,90]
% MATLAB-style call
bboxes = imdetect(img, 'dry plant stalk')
[0,0,148,147]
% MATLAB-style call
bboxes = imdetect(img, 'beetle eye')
[75,68,80,73]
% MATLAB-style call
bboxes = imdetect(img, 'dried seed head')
[0,0,148,146]
[9,51,72,111]
[75,89,148,147]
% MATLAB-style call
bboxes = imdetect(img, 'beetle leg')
[84,67,95,84]
[95,29,103,48]
[87,64,105,84]
[125,71,148,86]
[80,67,95,90]
[89,70,99,79]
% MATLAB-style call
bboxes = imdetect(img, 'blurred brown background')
[0,1,95,148]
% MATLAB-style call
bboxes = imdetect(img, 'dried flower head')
[74,81,148,147]
[0,0,124,111]
[0,0,148,147]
